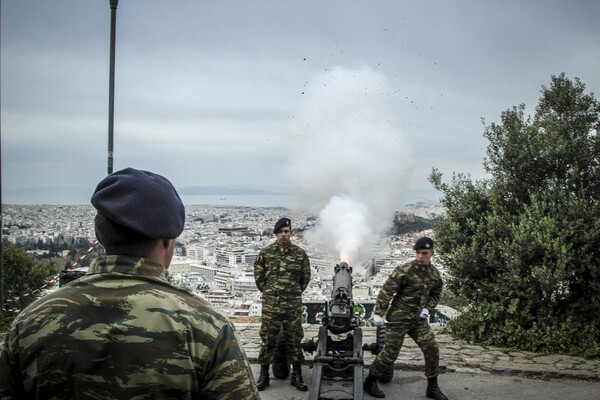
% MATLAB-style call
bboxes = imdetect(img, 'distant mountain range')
[4,187,91,196]
[4,185,286,196]
[3,186,441,207]
[177,186,285,196]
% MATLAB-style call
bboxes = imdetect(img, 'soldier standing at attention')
[364,237,448,400]
[0,168,260,400]
[254,217,311,391]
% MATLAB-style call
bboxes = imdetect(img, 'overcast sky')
[2,0,599,208]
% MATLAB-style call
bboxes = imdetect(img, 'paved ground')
[235,323,600,399]
[250,365,600,400]
[236,324,600,381]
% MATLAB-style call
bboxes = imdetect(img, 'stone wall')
[235,323,393,366]
[235,323,600,381]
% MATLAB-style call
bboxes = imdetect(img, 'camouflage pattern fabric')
[258,307,305,364]
[370,259,443,378]
[0,255,260,400]
[370,319,440,378]
[254,242,310,364]
[374,260,443,321]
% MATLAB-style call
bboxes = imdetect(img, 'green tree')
[1,245,58,331]
[429,74,600,358]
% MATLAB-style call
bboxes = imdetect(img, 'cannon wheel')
[272,325,290,379]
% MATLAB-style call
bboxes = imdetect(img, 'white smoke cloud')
[286,67,413,266]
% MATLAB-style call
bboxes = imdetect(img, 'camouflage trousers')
[258,306,305,365]
[370,318,440,378]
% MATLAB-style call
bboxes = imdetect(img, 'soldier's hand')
[419,308,430,320]
[373,314,388,326]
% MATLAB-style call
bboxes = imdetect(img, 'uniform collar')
[414,260,431,272]
[277,241,290,252]
[87,255,168,279]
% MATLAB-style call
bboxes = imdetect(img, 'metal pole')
[1,135,4,312]
[107,0,119,175]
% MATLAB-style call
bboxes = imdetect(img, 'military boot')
[291,364,308,391]
[256,364,270,391]
[426,377,448,400]
[364,373,385,398]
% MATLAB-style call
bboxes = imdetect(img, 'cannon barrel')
[328,262,355,334]
[301,261,386,400]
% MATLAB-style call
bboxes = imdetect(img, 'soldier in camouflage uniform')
[365,237,448,400]
[253,217,311,391]
[0,168,260,400]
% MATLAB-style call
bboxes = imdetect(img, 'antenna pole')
[0,132,3,312]
[107,0,119,175]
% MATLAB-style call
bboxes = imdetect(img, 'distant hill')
[390,211,433,235]
[5,187,90,195]
[177,186,283,195]
[5,185,285,196]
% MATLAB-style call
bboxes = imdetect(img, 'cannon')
[301,262,385,400]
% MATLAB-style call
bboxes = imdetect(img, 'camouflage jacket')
[374,259,443,321]
[253,242,310,310]
[0,255,260,400]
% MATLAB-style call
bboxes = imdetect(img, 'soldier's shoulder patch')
[390,271,398,279]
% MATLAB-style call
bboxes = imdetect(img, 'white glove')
[373,314,388,326]
[419,308,430,320]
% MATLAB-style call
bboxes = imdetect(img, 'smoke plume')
[286,67,413,267]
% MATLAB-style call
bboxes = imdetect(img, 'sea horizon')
[2,191,440,209]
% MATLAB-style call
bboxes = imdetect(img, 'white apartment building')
[232,276,258,293]
[190,263,217,281]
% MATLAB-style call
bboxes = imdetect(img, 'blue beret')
[91,168,185,239]
[414,236,434,250]
[273,218,291,234]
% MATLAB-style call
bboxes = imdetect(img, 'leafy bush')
[431,74,600,359]
[1,244,58,331]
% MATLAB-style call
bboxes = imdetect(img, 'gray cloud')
[2,0,599,205]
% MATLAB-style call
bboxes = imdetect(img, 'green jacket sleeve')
[200,323,261,399]
[0,328,26,399]
[425,268,443,311]
[253,251,265,292]
[300,252,311,292]
[375,265,405,316]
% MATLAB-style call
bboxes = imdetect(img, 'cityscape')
[1,201,453,322]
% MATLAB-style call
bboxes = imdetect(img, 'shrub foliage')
[1,245,58,332]
[429,74,600,358]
